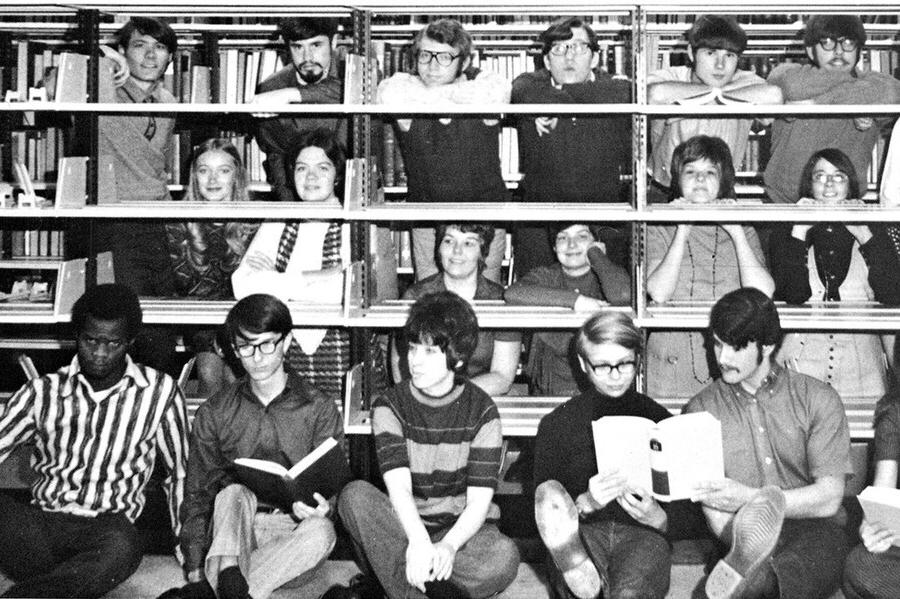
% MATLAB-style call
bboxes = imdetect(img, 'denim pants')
[545,518,671,599]
[411,226,507,285]
[0,493,143,598]
[338,480,520,599]
[842,542,900,599]
[205,484,336,599]
[737,517,849,599]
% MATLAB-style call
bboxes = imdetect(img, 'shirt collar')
[731,362,784,399]
[118,77,161,104]
[63,354,147,397]
[236,372,314,408]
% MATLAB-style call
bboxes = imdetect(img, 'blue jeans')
[843,543,900,599]
[338,480,520,599]
[545,518,671,599]
[0,493,143,598]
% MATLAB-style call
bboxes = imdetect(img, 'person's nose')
[715,53,725,69]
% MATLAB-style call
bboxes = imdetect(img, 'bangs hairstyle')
[287,127,347,200]
[687,15,747,54]
[402,291,479,375]
[72,283,143,340]
[799,148,860,200]
[411,18,473,68]
[434,222,496,267]
[184,138,250,203]
[669,135,736,201]
[802,15,867,48]
[538,17,599,55]
[575,311,643,361]
[115,17,177,55]
[709,287,782,351]
[278,17,337,44]
[225,293,293,346]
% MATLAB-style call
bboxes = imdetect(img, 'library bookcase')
[1,0,899,444]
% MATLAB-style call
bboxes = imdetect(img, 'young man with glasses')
[510,17,634,276]
[764,14,900,204]
[647,15,783,204]
[376,18,511,284]
[0,284,189,598]
[533,311,702,599]
[163,293,349,599]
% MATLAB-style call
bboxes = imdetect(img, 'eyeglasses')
[234,334,285,358]
[548,41,592,56]
[584,359,636,377]
[812,171,849,184]
[79,334,127,351]
[818,37,858,52]
[416,49,461,67]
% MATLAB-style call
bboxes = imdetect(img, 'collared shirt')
[0,355,188,530]
[684,365,852,490]
[98,77,176,202]
[179,373,345,571]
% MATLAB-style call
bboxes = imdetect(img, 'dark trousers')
[545,519,671,599]
[0,494,143,598]
[843,543,900,599]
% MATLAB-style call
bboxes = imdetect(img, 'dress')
[399,274,521,380]
[504,246,631,396]
[764,63,900,204]
[338,380,519,599]
[771,224,900,403]
[232,220,350,398]
[684,365,852,599]
[645,225,767,400]
[647,66,763,188]
[179,374,348,598]
[534,387,702,598]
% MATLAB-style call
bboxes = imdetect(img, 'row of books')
[2,230,65,260]
[7,129,63,186]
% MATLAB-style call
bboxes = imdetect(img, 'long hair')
[184,138,249,203]
[668,135,736,201]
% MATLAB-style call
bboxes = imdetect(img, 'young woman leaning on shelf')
[770,148,900,406]
[166,139,258,397]
[231,128,349,400]
[645,135,774,402]
[391,223,521,396]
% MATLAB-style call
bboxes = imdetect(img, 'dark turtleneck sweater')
[534,387,703,539]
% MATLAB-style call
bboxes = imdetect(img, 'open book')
[592,411,724,501]
[232,437,352,511]
[858,486,900,536]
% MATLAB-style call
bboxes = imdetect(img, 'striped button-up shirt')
[0,355,189,534]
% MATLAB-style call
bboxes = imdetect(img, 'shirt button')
[758,426,765,433]
[765,457,773,465]
[667,356,678,364]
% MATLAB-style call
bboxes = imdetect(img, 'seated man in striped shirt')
[0,283,189,598]
[338,291,520,599]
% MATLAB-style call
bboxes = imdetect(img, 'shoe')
[218,566,250,599]
[705,486,786,599]
[156,581,215,599]
[320,574,383,599]
[535,480,602,599]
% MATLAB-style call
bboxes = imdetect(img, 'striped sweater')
[373,380,503,528]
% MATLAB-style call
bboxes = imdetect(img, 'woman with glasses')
[391,223,521,396]
[770,148,900,406]
[376,18,511,284]
[232,127,349,399]
[533,311,700,599]
[166,138,258,396]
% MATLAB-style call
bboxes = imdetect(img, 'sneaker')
[705,486,786,599]
[320,574,383,599]
[534,480,602,599]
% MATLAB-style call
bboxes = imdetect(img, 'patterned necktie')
[274,221,300,272]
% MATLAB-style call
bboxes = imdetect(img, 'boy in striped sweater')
[338,291,520,599]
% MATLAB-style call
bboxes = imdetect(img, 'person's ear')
[577,355,589,375]
[805,45,816,63]
[282,330,293,350]
[761,343,776,362]
[460,53,472,74]
[687,46,695,64]
[589,50,600,71]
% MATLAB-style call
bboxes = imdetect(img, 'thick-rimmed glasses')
[548,41,591,56]
[818,37,858,52]
[234,334,285,358]
[812,171,849,184]
[584,359,636,377]
[416,49,461,66]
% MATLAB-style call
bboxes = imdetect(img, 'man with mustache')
[684,287,852,599]
[253,18,346,203]
[764,15,900,204]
